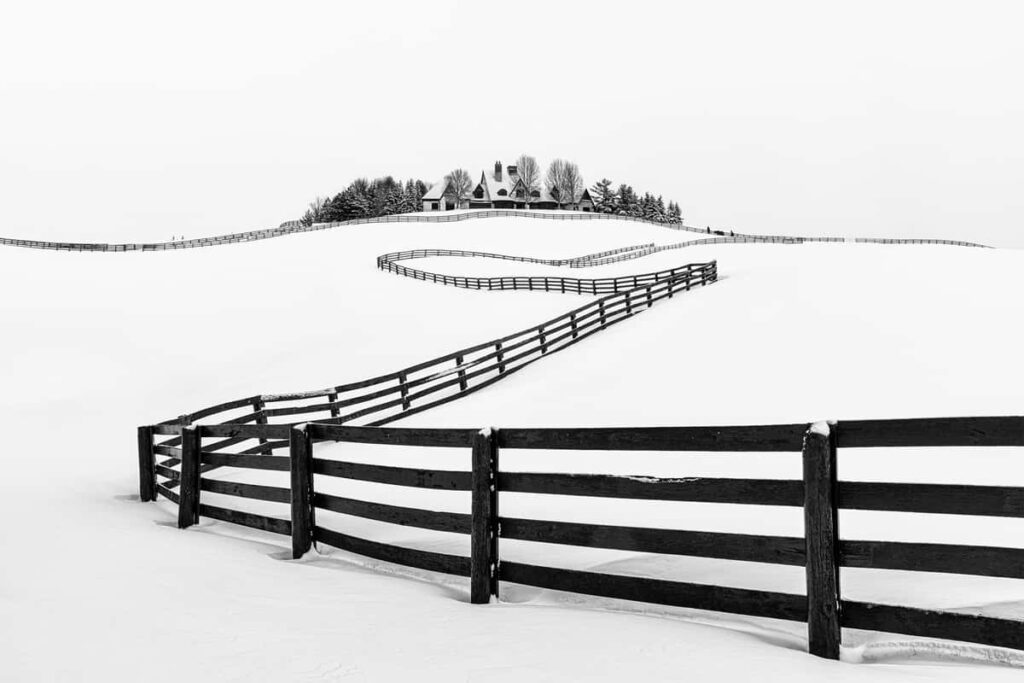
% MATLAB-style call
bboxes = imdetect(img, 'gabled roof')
[422,178,451,201]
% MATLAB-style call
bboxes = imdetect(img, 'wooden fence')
[1,208,990,253]
[0,210,698,252]
[139,417,1024,660]
[377,248,711,294]
[139,262,717,499]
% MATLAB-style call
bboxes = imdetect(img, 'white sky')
[3,1,1023,246]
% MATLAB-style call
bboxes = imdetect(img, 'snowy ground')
[2,216,1023,681]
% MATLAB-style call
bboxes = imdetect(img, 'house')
[421,161,591,212]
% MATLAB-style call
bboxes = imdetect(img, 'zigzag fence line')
[375,247,699,294]
[139,260,717,495]
[122,211,1011,662]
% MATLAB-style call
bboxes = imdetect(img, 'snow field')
[3,216,1024,680]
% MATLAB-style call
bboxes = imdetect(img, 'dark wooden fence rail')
[138,261,718,542]
[2,208,990,253]
[377,249,712,295]
[139,417,1024,660]
[0,210,702,253]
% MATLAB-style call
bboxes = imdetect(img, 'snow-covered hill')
[2,215,1023,681]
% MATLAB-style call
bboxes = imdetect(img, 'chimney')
[494,160,502,182]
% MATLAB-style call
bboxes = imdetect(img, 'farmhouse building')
[422,161,594,212]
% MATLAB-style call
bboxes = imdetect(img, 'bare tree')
[561,161,583,208]
[516,154,540,207]
[545,159,566,207]
[301,195,328,226]
[545,159,583,208]
[443,168,472,209]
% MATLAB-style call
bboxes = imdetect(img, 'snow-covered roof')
[421,178,451,201]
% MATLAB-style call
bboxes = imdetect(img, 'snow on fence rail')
[140,417,1024,661]
[139,261,718,519]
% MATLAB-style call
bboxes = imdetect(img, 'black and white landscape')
[3,2,1024,682]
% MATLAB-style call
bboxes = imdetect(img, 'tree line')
[300,156,685,225]
[301,177,429,226]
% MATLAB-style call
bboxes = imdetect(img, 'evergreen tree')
[590,178,617,213]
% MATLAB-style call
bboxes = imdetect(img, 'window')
[530,190,540,198]
[431,202,439,210]
[516,190,524,198]
[497,189,508,196]
[473,187,484,199]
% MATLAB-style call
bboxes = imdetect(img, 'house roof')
[421,178,451,201]
[428,162,577,205]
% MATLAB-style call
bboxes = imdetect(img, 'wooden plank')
[199,478,291,504]
[498,424,806,452]
[312,459,470,490]
[156,484,180,504]
[837,416,1024,448]
[199,424,291,440]
[308,424,476,447]
[151,424,182,436]
[501,518,805,565]
[137,425,156,502]
[839,481,1024,517]
[499,472,804,506]
[471,429,499,603]
[842,601,1024,651]
[500,562,807,622]
[841,540,1024,579]
[200,452,290,471]
[198,504,292,536]
[189,396,260,421]
[154,464,180,481]
[153,444,181,457]
[314,526,471,576]
[178,426,201,529]
[290,424,314,559]
[315,493,471,534]
[803,423,841,659]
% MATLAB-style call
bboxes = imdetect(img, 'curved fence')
[1,208,991,253]
[0,210,696,252]
[376,246,702,293]
[126,213,1013,662]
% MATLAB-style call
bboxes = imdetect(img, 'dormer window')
[473,186,484,199]
[497,189,508,196]
[530,190,540,198]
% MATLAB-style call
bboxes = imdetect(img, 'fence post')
[803,421,841,659]
[570,312,578,339]
[251,396,268,448]
[455,355,468,391]
[398,372,411,410]
[290,424,315,559]
[539,326,547,354]
[599,300,607,328]
[137,425,155,502]
[471,428,499,603]
[495,341,506,373]
[178,426,201,529]
[328,391,339,418]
